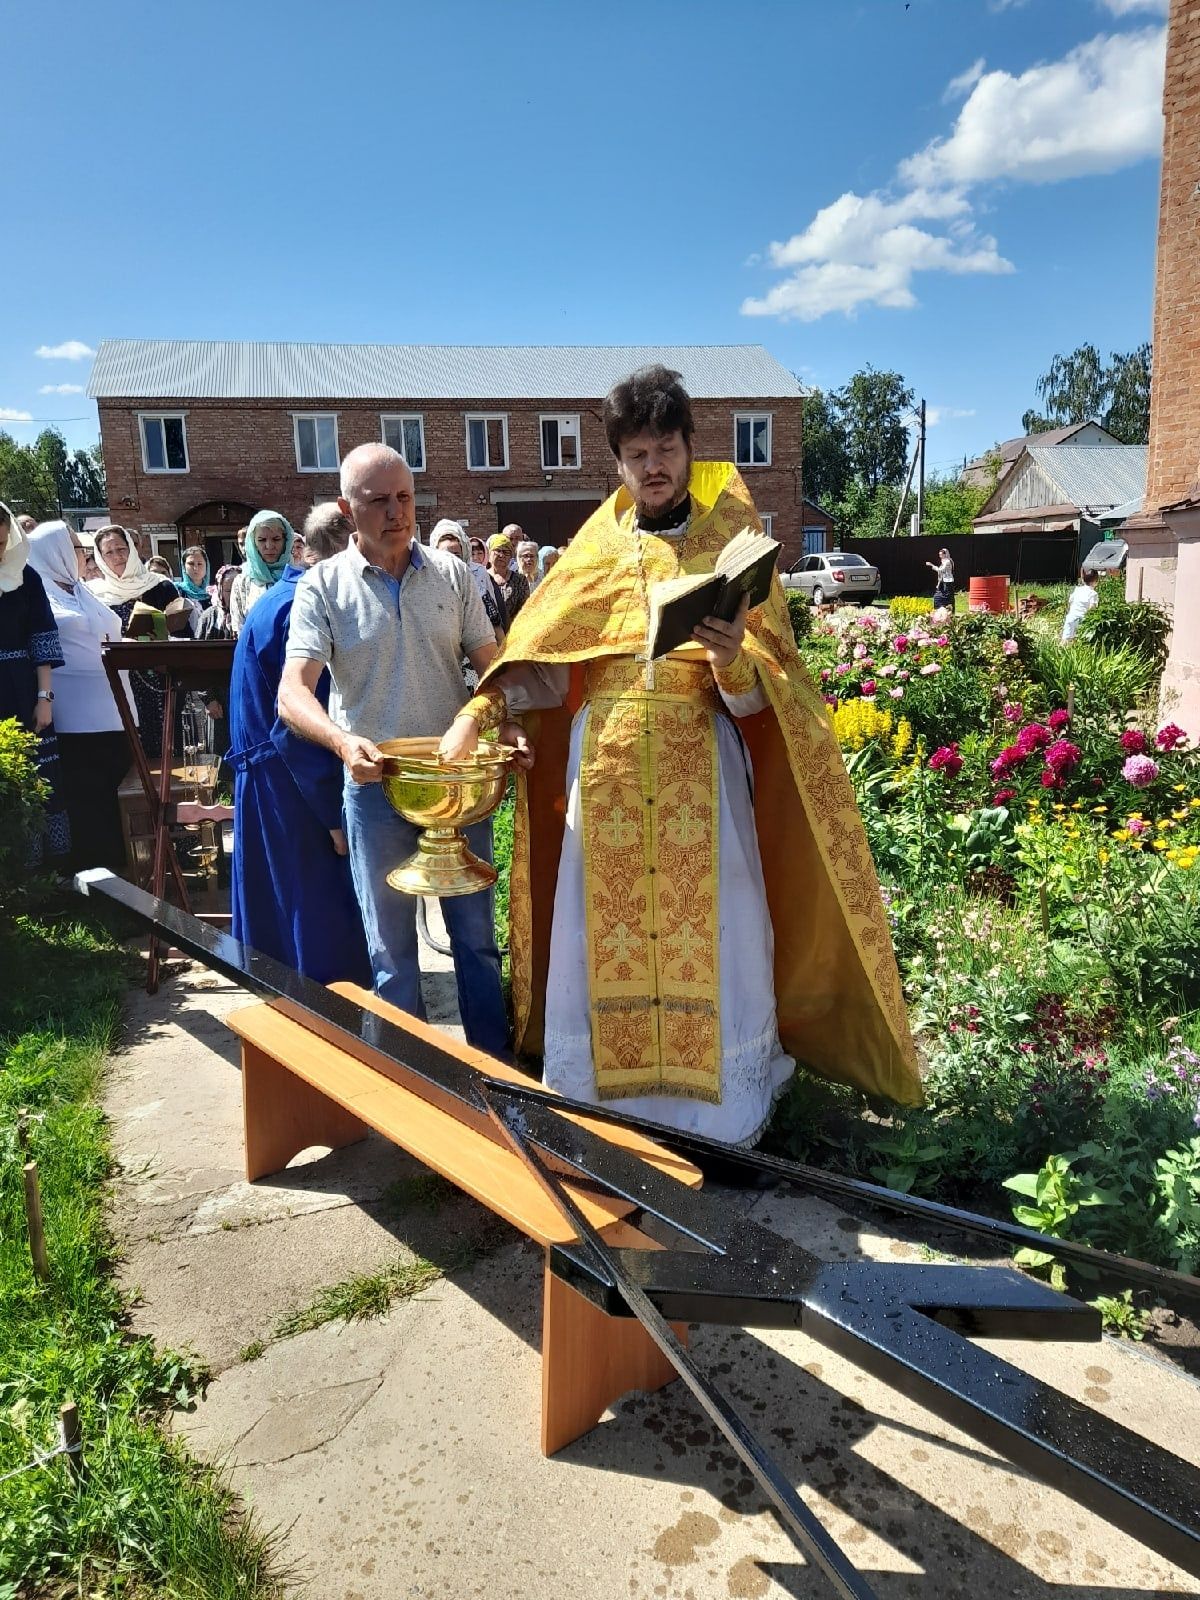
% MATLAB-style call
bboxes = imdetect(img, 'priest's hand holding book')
[693,591,750,669]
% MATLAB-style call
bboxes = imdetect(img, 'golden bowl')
[377,736,514,897]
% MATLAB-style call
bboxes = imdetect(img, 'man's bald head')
[340,441,408,499]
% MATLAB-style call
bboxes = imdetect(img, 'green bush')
[1031,637,1157,720]
[1077,586,1171,683]
[0,718,48,911]
[888,595,934,624]
[786,589,813,644]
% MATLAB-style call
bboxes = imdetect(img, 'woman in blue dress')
[0,502,69,862]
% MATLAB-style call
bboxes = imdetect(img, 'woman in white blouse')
[28,521,138,873]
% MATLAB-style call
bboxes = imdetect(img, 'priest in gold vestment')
[441,366,921,1144]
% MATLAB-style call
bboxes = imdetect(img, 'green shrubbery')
[769,593,1200,1298]
[0,718,48,911]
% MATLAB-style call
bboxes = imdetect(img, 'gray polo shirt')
[286,539,494,746]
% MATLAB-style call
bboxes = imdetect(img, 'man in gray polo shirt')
[279,442,508,1054]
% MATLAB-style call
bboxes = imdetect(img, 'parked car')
[782,551,881,605]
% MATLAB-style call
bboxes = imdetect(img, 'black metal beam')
[77,871,1200,1589]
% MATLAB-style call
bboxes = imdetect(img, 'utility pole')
[915,398,926,536]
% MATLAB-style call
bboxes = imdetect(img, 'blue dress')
[0,567,69,861]
[227,565,370,985]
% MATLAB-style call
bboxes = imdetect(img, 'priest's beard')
[633,458,692,523]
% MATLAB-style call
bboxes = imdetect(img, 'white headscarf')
[28,521,123,634]
[0,500,30,595]
[430,517,468,560]
[86,525,167,606]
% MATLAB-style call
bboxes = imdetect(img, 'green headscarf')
[244,510,294,587]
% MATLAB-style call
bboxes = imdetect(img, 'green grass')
[273,1257,446,1339]
[0,897,284,1598]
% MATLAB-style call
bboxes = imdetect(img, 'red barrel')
[968,575,1010,614]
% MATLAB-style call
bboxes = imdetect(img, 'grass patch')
[383,1170,456,1214]
[0,896,283,1597]
[274,1257,445,1339]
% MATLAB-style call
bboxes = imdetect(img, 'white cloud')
[0,408,34,422]
[744,25,1165,322]
[924,405,977,426]
[901,27,1165,187]
[741,189,1012,323]
[38,382,85,395]
[944,58,986,103]
[34,340,96,361]
[1097,0,1166,15]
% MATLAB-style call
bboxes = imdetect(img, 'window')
[540,414,581,470]
[466,414,509,470]
[294,413,339,472]
[139,414,188,473]
[759,513,774,537]
[734,412,772,467]
[381,414,425,471]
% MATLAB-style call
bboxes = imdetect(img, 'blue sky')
[3,0,1166,480]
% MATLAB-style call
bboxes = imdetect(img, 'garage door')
[494,499,602,546]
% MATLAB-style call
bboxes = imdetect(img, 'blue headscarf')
[538,545,560,577]
[244,510,294,587]
[177,546,212,603]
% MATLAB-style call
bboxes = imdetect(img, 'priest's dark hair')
[603,365,694,456]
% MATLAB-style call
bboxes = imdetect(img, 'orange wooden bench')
[225,981,702,1455]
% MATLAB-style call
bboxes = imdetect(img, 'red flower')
[993,787,1016,804]
[1120,729,1147,755]
[1041,770,1062,789]
[1044,738,1081,776]
[1048,709,1071,732]
[929,743,964,777]
[1016,723,1051,754]
[1156,722,1188,751]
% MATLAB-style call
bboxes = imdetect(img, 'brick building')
[1121,0,1200,735]
[87,341,805,572]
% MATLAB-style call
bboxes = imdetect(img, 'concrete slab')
[106,946,1200,1600]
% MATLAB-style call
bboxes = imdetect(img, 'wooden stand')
[101,640,235,993]
[228,983,698,1455]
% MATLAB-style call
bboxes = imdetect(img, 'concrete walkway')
[104,926,1200,1599]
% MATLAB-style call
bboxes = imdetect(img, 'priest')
[440,365,921,1144]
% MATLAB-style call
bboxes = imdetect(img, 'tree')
[64,446,105,507]
[1021,342,1152,444]
[0,432,58,519]
[832,366,914,492]
[833,479,912,540]
[799,386,851,507]
[922,474,989,537]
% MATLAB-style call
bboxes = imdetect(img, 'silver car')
[783,551,881,606]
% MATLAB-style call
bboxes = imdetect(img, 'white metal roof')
[88,340,803,402]
[1028,444,1148,514]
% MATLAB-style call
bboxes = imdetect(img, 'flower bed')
[775,599,1200,1316]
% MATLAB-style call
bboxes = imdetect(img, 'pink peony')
[929,744,963,777]
[1120,729,1148,755]
[860,679,877,697]
[1001,638,1019,656]
[935,634,950,648]
[1003,702,1024,723]
[1044,738,1081,776]
[1016,723,1051,754]
[878,664,896,678]
[1123,754,1160,788]
[1041,770,1062,790]
[835,662,851,676]
[889,687,904,699]
[897,669,911,682]
[1127,817,1150,836]
[1156,723,1188,752]
[853,643,868,660]
[990,746,1023,778]
[893,634,910,653]
[1048,709,1071,733]
[919,662,942,677]
[820,668,831,681]
[993,788,1016,804]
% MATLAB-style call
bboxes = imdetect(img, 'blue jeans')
[342,778,509,1057]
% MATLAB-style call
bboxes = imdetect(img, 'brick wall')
[1143,0,1200,514]
[98,393,804,561]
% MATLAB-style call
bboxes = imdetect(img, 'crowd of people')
[2,364,921,1144]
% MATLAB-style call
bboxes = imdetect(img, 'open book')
[645,526,780,660]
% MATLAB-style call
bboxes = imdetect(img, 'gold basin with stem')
[377,736,514,897]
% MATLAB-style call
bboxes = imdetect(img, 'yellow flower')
[1152,839,1168,850]
[1092,805,1108,814]
[831,698,893,752]
[890,717,913,762]
[1098,848,1110,864]
[1173,783,1186,792]
[1189,798,1200,810]
[1112,828,1131,843]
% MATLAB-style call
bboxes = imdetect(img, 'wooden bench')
[225,982,702,1455]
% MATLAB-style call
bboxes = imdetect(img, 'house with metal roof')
[89,339,804,569]
[971,443,1148,537]
[959,421,1119,491]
